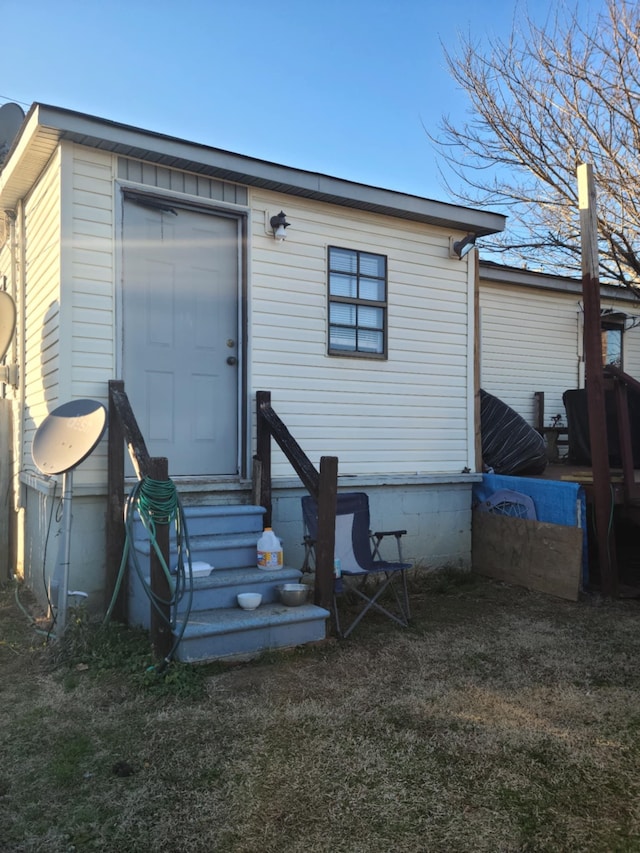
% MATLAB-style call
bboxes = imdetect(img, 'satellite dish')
[0,291,16,362]
[32,398,107,476]
[32,398,107,636]
[0,102,25,164]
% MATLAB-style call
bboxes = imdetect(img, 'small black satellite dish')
[0,102,25,164]
[32,398,107,476]
[0,290,17,362]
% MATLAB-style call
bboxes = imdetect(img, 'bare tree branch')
[431,0,640,291]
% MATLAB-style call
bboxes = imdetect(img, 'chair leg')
[339,574,409,638]
[399,569,410,621]
[366,577,410,627]
[373,570,410,624]
[332,592,344,639]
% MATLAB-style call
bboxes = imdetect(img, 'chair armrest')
[302,534,316,573]
[371,530,407,562]
[372,530,407,538]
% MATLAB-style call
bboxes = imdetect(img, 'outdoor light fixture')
[270,211,290,241]
[450,233,477,259]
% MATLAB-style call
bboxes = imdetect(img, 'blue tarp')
[472,473,588,586]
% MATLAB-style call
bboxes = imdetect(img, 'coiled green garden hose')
[105,476,193,669]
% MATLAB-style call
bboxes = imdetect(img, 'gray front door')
[122,198,240,475]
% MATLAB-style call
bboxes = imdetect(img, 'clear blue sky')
[1,0,606,203]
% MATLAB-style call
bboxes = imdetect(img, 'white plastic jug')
[257,527,283,570]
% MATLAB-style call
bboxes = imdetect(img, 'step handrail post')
[256,390,272,526]
[315,456,338,611]
[148,455,172,660]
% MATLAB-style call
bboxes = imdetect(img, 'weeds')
[43,602,207,700]
[2,574,640,851]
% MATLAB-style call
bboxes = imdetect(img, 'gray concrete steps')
[127,503,328,662]
[174,602,330,663]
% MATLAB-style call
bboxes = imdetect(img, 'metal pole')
[55,469,73,634]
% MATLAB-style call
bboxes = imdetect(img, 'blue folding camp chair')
[301,492,412,638]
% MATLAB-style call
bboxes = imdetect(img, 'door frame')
[114,181,249,479]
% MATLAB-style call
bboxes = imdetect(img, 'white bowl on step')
[237,592,262,610]
[174,561,213,579]
[189,561,213,578]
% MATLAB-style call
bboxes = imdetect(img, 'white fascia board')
[480,261,640,304]
[7,103,506,236]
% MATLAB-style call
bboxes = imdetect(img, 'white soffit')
[0,104,506,236]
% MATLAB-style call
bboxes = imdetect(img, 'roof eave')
[480,260,640,303]
[0,104,506,235]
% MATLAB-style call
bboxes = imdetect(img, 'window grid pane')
[357,328,384,353]
[358,305,383,330]
[329,247,358,274]
[359,252,385,278]
[359,277,385,301]
[330,326,357,351]
[330,302,357,325]
[329,273,357,298]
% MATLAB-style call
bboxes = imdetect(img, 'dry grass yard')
[2,569,640,852]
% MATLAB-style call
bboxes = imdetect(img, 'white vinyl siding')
[623,323,640,377]
[22,145,115,488]
[22,148,62,475]
[66,145,116,486]
[480,278,640,428]
[250,193,471,477]
[479,282,581,426]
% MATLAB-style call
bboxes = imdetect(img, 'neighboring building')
[479,261,640,429]
[0,103,505,612]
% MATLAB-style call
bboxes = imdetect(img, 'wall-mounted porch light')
[270,211,290,241]
[450,233,477,259]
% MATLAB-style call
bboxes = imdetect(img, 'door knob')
[226,356,238,366]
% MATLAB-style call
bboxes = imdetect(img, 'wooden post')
[315,456,338,611]
[251,456,262,508]
[577,163,617,597]
[106,380,127,621]
[148,456,172,659]
[256,390,272,527]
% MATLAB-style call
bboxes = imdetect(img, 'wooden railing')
[255,390,337,611]
[106,379,171,657]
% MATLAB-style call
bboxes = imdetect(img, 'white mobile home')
[0,103,505,620]
[479,261,640,431]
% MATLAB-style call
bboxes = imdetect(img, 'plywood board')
[472,510,583,601]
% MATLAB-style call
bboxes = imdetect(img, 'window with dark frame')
[601,319,623,369]
[328,246,387,357]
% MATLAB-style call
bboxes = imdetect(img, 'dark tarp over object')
[563,387,640,467]
[480,389,548,475]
